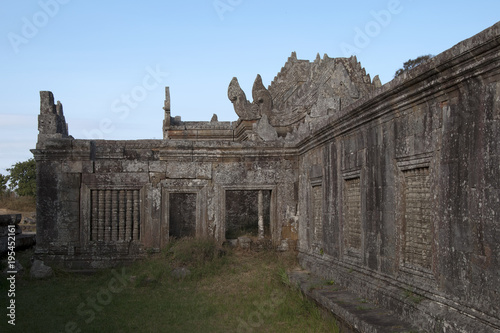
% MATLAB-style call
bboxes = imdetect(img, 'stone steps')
[288,268,422,333]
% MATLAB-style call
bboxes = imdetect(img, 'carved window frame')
[310,177,324,253]
[396,152,436,280]
[341,169,363,262]
[81,184,146,248]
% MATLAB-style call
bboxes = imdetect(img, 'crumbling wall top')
[37,91,70,146]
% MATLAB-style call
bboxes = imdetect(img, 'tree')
[394,54,433,78]
[7,158,36,197]
[0,173,7,195]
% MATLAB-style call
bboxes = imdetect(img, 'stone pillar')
[98,191,105,241]
[119,190,126,240]
[258,190,264,239]
[91,190,98,241]
[133,190,140,240]
[111,191,118,241]
[163,87,171,139]
[105,190,111,242]
[126,191,133,240]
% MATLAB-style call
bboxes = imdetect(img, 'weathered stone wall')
[32,137,298,269]
[297,23,500,332]
[32,21,500,332]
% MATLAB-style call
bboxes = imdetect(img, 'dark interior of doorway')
[169,192,196,238]
[225,190,271,239]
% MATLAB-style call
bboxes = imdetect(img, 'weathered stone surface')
[6,260,24,274]
[2,260,24,275]
[277,239,289,252]
[31,22,500,332]
[0,214,36,254]
[289,268,422,333]
[37,91,70,146]
[227,77,259,120]
[255,114,278,142]
[0,214,22,236]
[237,236,251,249]
[30,260,53,279]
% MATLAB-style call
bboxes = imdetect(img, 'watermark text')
[6,225,17,326]
[83,65,168,140]
[65,267,130,333]
[7,0,72,54]
[213,0,243,21]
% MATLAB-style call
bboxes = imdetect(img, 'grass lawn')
[1,238,339,333]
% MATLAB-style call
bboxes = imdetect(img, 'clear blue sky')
[0,0,499,174]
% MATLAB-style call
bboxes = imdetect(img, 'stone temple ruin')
[32,23,500,331]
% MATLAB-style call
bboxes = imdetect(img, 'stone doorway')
[169,193,197,238]
[225,190,271,240]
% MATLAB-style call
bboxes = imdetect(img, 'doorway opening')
[169,193,197,238]
[225,190,271,240]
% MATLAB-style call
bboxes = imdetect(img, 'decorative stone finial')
[252,74,273,119]
[228,77,259,120]
[164,87,171,111]
[315,53,321,63]
[163,87,171,137]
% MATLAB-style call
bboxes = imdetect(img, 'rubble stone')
[30,260,53,279]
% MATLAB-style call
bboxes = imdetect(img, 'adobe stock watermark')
[7,0,72,54]
[236,290,285,333]
[339,0,405,57]
[83,65,168,140]
[6,225,17,326]
[213,0,243,21]
[64,267,130,333]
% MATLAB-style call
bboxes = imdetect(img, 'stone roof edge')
[295,21,500,151]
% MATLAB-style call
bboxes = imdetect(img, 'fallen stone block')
[30,260,54,279]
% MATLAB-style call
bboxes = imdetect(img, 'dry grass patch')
[0,195,36,212]
[0,238,339,333]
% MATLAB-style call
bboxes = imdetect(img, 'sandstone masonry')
[32,23,500,332]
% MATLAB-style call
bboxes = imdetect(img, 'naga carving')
[228,75,273,121]
[251,74,273,119]
[228,77,257,120]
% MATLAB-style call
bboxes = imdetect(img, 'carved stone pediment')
[228,53,381,141]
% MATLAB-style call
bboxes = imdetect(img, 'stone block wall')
[297,23,500,332]
[32,137,298,270]
[32,21,500,332]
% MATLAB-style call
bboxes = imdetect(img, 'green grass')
[1,238,339,333]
